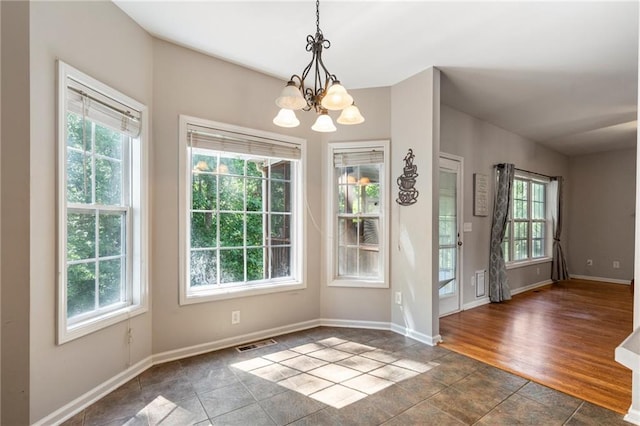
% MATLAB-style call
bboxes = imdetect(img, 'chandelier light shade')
[273,108,301,128]
[273,0,364,132]
[337,103,365,125]
[311,110,337,132]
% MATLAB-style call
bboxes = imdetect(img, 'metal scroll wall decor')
[396,149,419,206]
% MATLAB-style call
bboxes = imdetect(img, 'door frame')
[439,152,464,317]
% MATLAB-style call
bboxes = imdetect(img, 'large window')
[327,141,389,288]
[180,117,305,303]
[57,61,148,343]
[502,173,550,265]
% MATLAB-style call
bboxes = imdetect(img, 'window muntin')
[327,141,389,288]
[188,150,294,289]
[180,118,305,303]
[503,175,549,265]
[58,61,148,343]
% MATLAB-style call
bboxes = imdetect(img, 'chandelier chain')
[316,0,320,34]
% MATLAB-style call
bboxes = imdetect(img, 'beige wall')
[2,2,30,424]
[390,68,441,342]
[568,148,636,281]
[321,86,392,323]
[440,105,570,306]
[29,2,154,422]
[151,39,324,354]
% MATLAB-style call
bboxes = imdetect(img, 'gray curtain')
[489,163,514,302]
[550,177,569,281]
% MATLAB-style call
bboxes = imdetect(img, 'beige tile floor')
[62,327,628,425]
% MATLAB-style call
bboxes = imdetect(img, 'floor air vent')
[235,338,277,352]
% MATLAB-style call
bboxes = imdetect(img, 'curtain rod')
[495,163,556,180]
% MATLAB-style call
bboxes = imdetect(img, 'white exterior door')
[439,156,463,316]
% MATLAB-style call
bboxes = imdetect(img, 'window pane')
[532,201,545,220]
[220,249,244,283]
[247,159,266,178]
[67,212,96,261]
[363,183,380,214]
[190,250,216,286]
[192,173,217,211]
[219,176,244,211]
[359,249,379,277]
[439,218,456,246]
[246,178,264,212]
[532,239,544,258]
[532,222,545,239]
[220,157,245,176]
[514,240,528,260]
[219,213,244,247]
[270,161,291,181]
[191,212,217,248]
[67,262,95,318]
[338,217,357,245]
[514,222,528,240]
[338,246,357,276]
[95,124,123,159]
[192,153,217,174]
[513,199,527,219]
[246,213,264,247]
[270,214,290,244]
[66,113,85,150]
[337,185,348,214]
[502,240,510,262]
[99,258,122,307]
[99,212,124,257]
[361,219,379,245]
[271,246,290,278]
[67,149,92,204]
[95,158,122,205]
[270,181,290,212]
[532,182,545,203]
[247,248,265,281]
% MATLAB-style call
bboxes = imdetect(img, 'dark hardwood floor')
[439,279,633,414]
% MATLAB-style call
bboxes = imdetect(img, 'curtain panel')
[550,177,570,281]
[489,163,515,302]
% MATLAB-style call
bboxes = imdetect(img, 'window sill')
[506,257,552,270]
[59,303,147,345]
[180,280,306,305]
[328,278,388,289]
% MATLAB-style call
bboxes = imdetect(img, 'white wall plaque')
[473,173,489,217]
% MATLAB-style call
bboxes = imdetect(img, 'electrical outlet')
[586,259,593,266]
[613,261,620,269]
[395,292,402,305]
[231,311,240,325]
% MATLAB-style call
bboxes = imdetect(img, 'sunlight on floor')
[231,336,437,409]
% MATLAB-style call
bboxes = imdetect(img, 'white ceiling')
[114,1,639,157]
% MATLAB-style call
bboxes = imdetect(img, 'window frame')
[57,61,149,344]
[503,172,552,269]
[326,140,390,288]
[178,115,306,305]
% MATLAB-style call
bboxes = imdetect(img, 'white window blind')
[333,149,384,167]
[188,124,301,160]
[66,78,142,138]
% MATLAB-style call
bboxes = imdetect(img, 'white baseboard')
[36,317,448,424]
[33,356,153,426]
[390,323,442,346]
[319,318,390,330]
[462,279,553,311]
[154,319,320,364]
[570,274,632,285]
[624,407,640,425]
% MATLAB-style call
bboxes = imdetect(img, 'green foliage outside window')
[189,151,292,287]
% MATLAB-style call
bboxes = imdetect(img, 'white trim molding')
[390,323,442,346]
[570,274,632,285]
[462,279,553,311]
[43,318,430,424]
[33,356,153,426]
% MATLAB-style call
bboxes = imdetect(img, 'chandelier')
[273,0,365,132]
